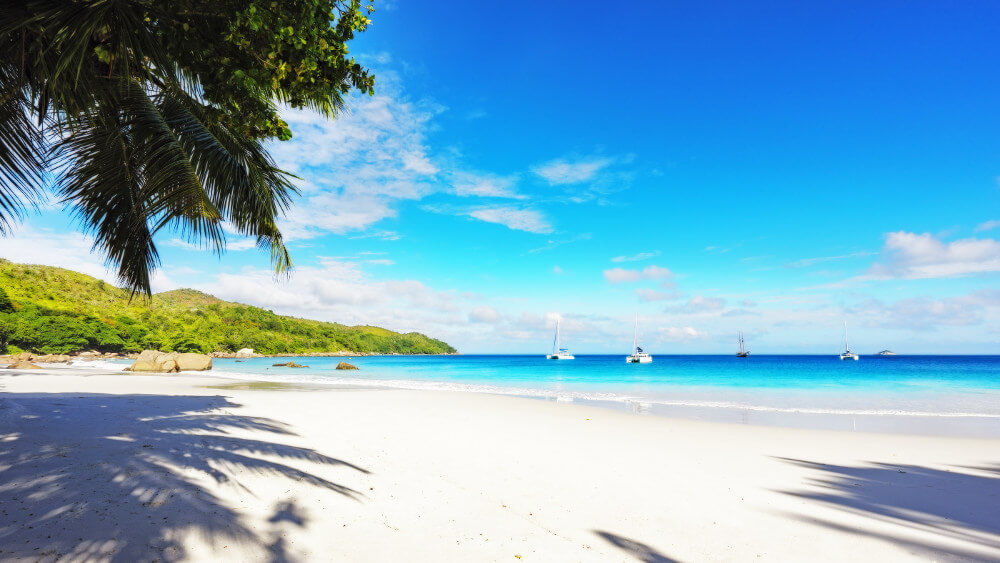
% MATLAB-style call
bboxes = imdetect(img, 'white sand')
[1,369,998,561]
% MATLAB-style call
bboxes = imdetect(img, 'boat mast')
[844,320,849,353]
[633,311,638,354]
[554,319,560,353]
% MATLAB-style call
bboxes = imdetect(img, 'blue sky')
[4,0,1000,353]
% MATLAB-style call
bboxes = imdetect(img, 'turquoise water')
[206,354,1000,423]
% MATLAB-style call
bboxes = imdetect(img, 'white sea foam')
[31,359,130,372]
[203,370,1000,419]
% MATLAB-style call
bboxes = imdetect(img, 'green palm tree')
[0,0,374,294]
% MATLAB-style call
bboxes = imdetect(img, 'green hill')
[0,260,456,356]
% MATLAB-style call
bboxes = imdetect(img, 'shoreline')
[1,368,998,560]
[14,361,1000,438]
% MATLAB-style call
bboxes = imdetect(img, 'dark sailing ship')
[736,331,750,357]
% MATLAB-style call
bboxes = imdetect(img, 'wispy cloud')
[527,233,592,254]
[531,156,614,185]
[704,243,742,254]
[349,230,401,241]
[611,251,660,263]
[449,170,523,199]
[270,70,442,239]
[975,219,1000,232]
[663,295,726,314]
[603,265,674,284]
[656,326,708,341]
[635,288,681,302]
[466,207,553,234]
[785,250,876,268]
[164,237,257,252]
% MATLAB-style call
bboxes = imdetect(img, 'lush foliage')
[0,0,374,294]
[0,260,455,356]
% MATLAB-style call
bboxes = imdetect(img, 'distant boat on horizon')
[626,312,652,363]
[736,331,750,358]
[546,318,574,360]
[839,321,859,361]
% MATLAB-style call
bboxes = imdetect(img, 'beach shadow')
[266,500,310,563]
[0,393,367,561]
[594,530,678,562]
[774,457,1000,557]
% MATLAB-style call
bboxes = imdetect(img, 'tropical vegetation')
[0,260,456,356]
[0,0,374,294]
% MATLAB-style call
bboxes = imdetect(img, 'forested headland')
[0,260,456,356]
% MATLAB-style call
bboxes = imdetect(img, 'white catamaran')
[626,312,652,363]
[547,318,574,360]
[839,320,859,361]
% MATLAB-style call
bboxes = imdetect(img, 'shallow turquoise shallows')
[206,354,1000,424]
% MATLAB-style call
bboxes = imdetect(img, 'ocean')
[199,354,1000,437]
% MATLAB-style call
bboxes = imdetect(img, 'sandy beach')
[1,367,998,562]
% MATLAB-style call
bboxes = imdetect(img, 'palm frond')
[54,78,225,294]
[157,82,297,275]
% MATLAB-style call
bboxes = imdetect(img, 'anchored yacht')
[626,312,652,363]
[546,318,574,360]
[839,320,859,361]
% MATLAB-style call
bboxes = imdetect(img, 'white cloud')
[450,171,523,199]
[868,231,1000,279]
[267,70,443,239]
[663,296,726,314]
[975,219,1000,232]
[611,251,660,263]
[466,207,552,234]
[635,288,681,302]
[552,265,563,274]
[531,156,613,185]
[199,260,463,335]
[603,265,674,284]
[854,289,1000,329]
[656,327,707,341]
[0,224,175,292]
[469,306,502,323]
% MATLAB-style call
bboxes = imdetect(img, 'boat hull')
[547,354,575,360]
[626,355,653,363]
[839,353,860,361]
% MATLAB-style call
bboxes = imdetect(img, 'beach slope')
[1,370,998,561]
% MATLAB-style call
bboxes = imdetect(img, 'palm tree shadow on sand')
[774,457,1000,559]
[0,393,368,561]
[593,530,677,562]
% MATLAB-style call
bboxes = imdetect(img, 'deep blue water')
[206,354,1000,419]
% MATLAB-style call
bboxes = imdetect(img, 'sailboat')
[626,312,652,363]
[546,318,574,360]
[839,320,859,361]
[736,331,750,357]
